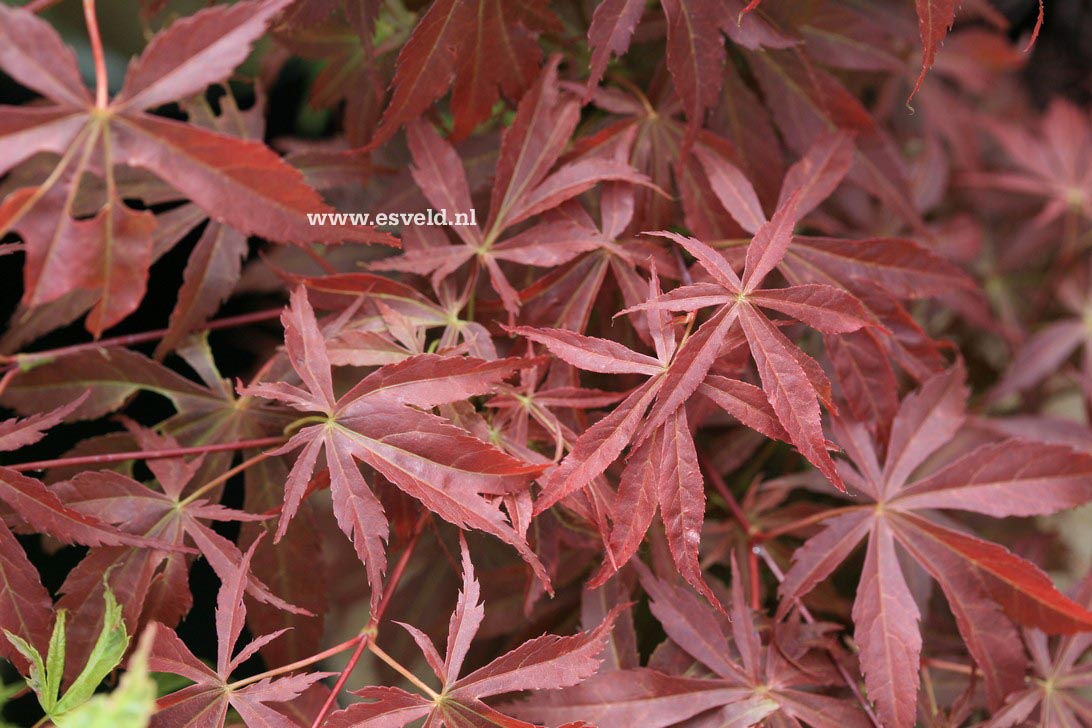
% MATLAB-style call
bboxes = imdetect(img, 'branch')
[310,511,431,727]
[7,435,287,472]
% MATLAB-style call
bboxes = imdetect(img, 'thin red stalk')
[311,512,430,727]
[757,546,882,728]
[226,635,362,691]
[922,657,976,676]
[748,547,761,611]
[302,245,339,275]
[700,452,763,609]
[247,352,282,388]
[759,505,865,541]
[699,452,757,537]
[179,447,280,507]
[2,308,283,366]
[8,436,286,472]
[0,368,17,400]
[368,642,440,698]
[25,0,64,14]
[82,0,108,108]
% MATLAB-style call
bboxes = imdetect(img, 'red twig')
[759,506,865,542]
[25,0,64,13]
[7,435,286,472]
[310,512,430,727]
[0,368,17,400]
[3,308,283,366]
[226,635,363,691]
[699,452,757,537]
[700,452,764,610]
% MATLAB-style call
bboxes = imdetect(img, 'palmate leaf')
[324,537,618,728]
[241,287,550,608]
[584,0,795,139]
[512,267,788,603]
[371,59,653,318]
[0,0,393,338]
[148,538,333,728]
[0,339,295,497]
[0,394,167,674]
[510,561,867,727]
[985,572,1092,727]
[50,424,304,685]
[778,365,1092,727]
[619,133,880,491]
[968,100,1092,247]
[4,586,129,724]
[365,0,561,147]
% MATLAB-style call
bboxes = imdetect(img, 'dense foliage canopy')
[0,0,1089,726]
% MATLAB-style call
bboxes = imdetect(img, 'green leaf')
[53,625,155,728]
[54,589,129,715]
[2,629,48,712]
[45,608,67,711]
[4,586,131,721]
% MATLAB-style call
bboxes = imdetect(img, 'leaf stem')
[759,505,864,541]
[225,635,362,692]
[748,547,761,612]
[757,546,882,728]
[300,244,338,275]
[368,642,441,700]
[700,452,765,608]
[310,512,430,727]
[177,447,280,508]
[25,0,64,13]
[3,309,283,367]
[921,657,976,676]
[0,368,17,400]
[7,436,287,472]
[82,0,108,108]
[699,452,757,537]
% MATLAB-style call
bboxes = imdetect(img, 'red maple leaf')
[323,536,618,727]
[987,571,1092,727]
[779,365,1092,727]
[618,134,881,492]
[0,0,392,337]
[0,394,185,673]
[510,559,869,727]
[242,286,551,607]
[513,267,787,603]
[365,0,562,146]
[52,423,305,683]
[370,58,653,319]
[148,536,333,727]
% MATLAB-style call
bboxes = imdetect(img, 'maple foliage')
[0,0,1089,727]
[324,536,618,727]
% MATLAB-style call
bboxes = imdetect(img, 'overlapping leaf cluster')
[0,0,1088,726]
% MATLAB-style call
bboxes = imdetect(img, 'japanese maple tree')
[0,0,1088,726]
